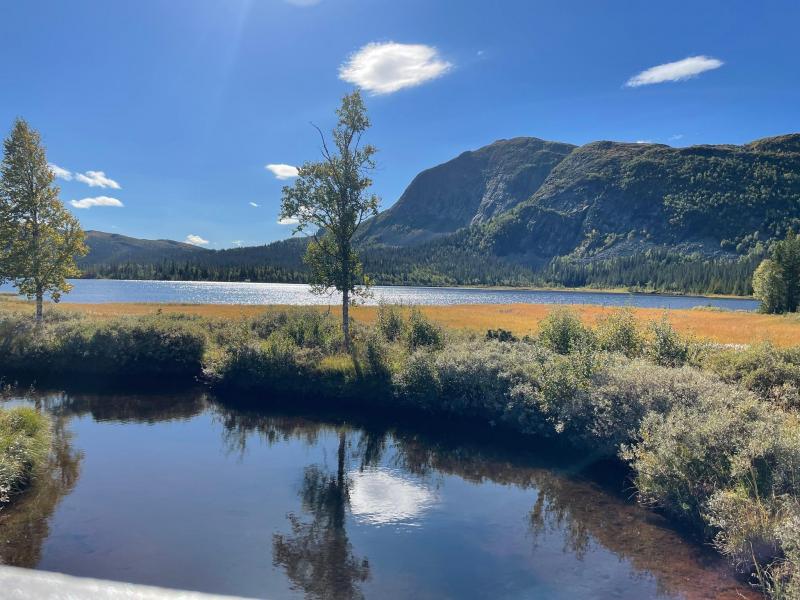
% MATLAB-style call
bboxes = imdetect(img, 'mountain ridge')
[78,132,800,294]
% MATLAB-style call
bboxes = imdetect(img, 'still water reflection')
[0,391,756,599]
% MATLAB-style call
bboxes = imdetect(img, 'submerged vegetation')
[1,300,799,596]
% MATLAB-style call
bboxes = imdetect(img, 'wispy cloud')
[669,134,685,141]
[49,163,73,181]
[231,240,244,247]
[70,196,124,209]
[278,216,299,225]
[626,55,723,87]
[635,140,653,144]
[265,164,299,180]
[249,201,260,207]
[184,234,209,246]
[75,170,121,189]
[339,42,452,95]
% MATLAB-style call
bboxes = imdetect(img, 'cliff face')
[356,137,576,246]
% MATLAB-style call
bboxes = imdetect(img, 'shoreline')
[76,277,755,300]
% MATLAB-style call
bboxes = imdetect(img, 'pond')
[0,391,756,599]
[1,279,760,310]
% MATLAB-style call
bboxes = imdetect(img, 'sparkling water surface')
[1,279,760,311]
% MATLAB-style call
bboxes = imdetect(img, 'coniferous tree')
[0,119,87,321]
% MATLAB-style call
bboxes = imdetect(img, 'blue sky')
[2,0,798,248]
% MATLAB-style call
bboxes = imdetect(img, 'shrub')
[0,313,208,379]
[595,309,644,358]
[703,343,800,409]
[363,333,392,380]
[0,406,51,506]
[282,311,340,351]
[404,308,443,352]
[376,302,405,342]
[537,307,594,354]
[645,317,690,367]
[205,334,304,391]
[485,328,517,342]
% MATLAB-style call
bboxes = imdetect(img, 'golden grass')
[4,296,799,347]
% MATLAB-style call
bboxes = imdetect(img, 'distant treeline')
[81,242,762,296]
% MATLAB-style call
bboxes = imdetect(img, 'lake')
[1,279,760,310]
[1,390,755,599]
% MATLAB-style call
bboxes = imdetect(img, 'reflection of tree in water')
[214,404,754,600]
[0,415,82,567]
[273,432,370,600]
[213,406,383,600]
[38,390,207,423]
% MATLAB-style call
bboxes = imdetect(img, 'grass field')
[4,296,798,347]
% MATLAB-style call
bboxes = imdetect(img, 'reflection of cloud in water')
[348,467,437,526]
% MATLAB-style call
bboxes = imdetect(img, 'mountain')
[78,133,800,295]
[479,135,800,263]
[356,137,576,246]
[80,231,208,266]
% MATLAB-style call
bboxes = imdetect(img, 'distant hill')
[80,231,208,266]
[79,133,800,294]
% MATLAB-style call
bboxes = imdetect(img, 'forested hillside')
[79,133,800,295]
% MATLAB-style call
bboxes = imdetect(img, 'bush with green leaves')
[204,334,305,392]
[702,343,800,409]
[0,406,51,506]
[595,309,644,358]
[0,312,208,378]
[404,308,443,352]
[537,307,595,354]
[645,317,690,367]
[376,302,405,342]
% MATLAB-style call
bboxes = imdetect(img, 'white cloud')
[70,196,124,209]
[232,240,244,247]
[184,234,209,246]
[626,55,723,87]
[249,201,260,207]
[265,164,299,180]
[75,170,121,189]
[49,163,72,181]
[669,134,685,141]
[278,216,299,225]
[339,42,452,95]
[348,468,437,525]
[635,140,653,144]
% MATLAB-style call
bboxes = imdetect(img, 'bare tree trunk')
[342,287,350,351]
[35,290,43,323]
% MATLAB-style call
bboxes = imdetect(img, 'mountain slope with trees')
[78,133,800,296]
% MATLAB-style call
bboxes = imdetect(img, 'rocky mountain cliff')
[356,137,576,246]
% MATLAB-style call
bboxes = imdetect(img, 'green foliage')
[702,343,800,410]
[0,406,51,506]
[537,307,594,354]
[485,328,517,342]
[754,259,789,313]
[755,231,800,313]
[204,336,304,392]
[0,119,87,320]
[404,308,443,352]
[375,302,404,342]
[646,317,690,367]
[0,312,207,378]
[595,309,644,357]
[279,91,380,347]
